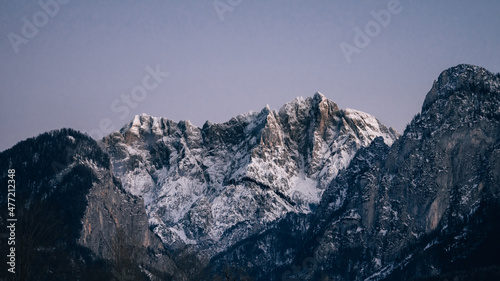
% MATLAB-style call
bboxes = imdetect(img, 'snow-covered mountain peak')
[278,92,339,121]
[343,108,397,146]
[120,113,163,136]
[102,92,399,258]
[313,91,326,101]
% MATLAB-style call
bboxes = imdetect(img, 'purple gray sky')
[1,0,499,151]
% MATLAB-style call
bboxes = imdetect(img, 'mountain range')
[1,64,499,280]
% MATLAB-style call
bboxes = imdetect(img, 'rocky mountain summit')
[101,92,398,263]
[285,64,500,280]
[1,64,499,280]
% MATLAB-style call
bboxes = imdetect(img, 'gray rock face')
[298,64,500,280]
[78,164,183,279]
[101,92,398,263]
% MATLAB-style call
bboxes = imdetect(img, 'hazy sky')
[1,0,499,151]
